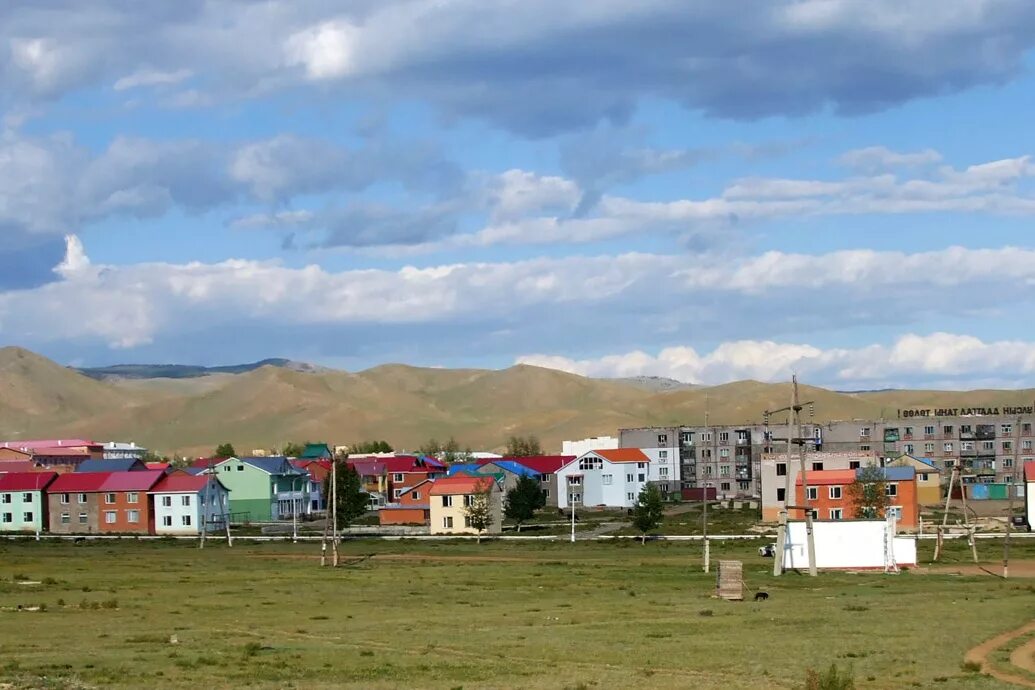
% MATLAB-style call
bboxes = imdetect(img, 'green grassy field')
[1,538,1033,689]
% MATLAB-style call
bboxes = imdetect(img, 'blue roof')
[485,460,539,477]
[75,458,146,473]
[858,466,915,481]
[240,456,305,476]
[917,457,937,469]
[447,463,483,476]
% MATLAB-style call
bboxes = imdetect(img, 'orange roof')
[593,448,649,463]
[429,475,496,496]
[795,469,856,486]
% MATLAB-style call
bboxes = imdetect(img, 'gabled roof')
[348,460,386,476]
[145,462,171,471]
[593,448,649,464]
[76,458,147,473]
[240,456,305,476]
[0,472,57,491]
[895,454,941,472]
[50,472,114,493]
[868,466,915,482]
[447,463,483,476]
[500,455,573,474]
[100,470,165,492]
[382,455,445,473]
[1,439,98,450]
[150,473,228,494]
[300,443,333,459]
[796,469,857,486]
[429,475,496,496]
[483,460,540,478]
[189,457,226,469]
[33,447,92,458]
[0,460,38,473]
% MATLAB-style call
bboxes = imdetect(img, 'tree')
[281,441,306,458]
[504,475,548,532]
[420,437,470,463]
[464,483,495,544]
[214,443,237,459]
[351,440,393,454]
[846,464,888,519]
[506,435,542,457]
[324,462,370,529]
[632,483,664,544]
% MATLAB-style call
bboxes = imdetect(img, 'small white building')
[783,519,917,570]
[1026,462,1035,529]
[562,436,619,457]
[555,449,651,509]
[150,472,230,535]
[103,441,148,461]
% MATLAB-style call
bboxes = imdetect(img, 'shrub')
[242,642,263,658]
[805,663,855,690]
[960,661,982,673]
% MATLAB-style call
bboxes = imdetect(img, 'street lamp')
[568,474,582,543]
[702,481,712,573]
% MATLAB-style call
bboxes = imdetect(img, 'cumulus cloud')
[4,2,1035,132]
[113,67,192,91]
[517,333,1035,389]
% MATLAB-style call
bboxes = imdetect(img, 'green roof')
[300,443,333,459]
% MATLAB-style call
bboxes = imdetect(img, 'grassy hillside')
[3,346,1035,457]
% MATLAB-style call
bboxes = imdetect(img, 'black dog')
[754,591,769,602]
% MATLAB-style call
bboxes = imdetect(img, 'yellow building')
[892,454,942,505]
[429,475,503,536]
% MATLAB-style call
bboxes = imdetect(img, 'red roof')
[429,475,496,496]
[0,439,98,450]
[795,469,857,486]
[32,447,92,457]
[145,462,170,471]
[0,460,38,473]
[382,456,443,473]
[189,457,226,468]
[500,455,573,474]
[348,459,387,476]
[50,472,113,492]
[594,448,649,464]
[101,470,165,492]
[0,472,57,491]
[150,473,223,494]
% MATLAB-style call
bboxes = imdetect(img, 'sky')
[3,1,1035,389]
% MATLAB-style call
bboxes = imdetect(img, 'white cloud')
[284,20,362,80]
[839,146,943,172]
[517,333,1035,389]
[113,68,192,91]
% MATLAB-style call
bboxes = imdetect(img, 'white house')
[555,449,651,509]
[103,441,148,461]
[638,447,681,497]
[561,436,619,457]
[150,472,229,535]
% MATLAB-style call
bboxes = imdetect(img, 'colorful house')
[380,478,433,526]
[794,466,919,530]
[47,470,164,534]
[554,449,651,509]
[348,459,388,509]
[492,455,573,507]
[0,472,57,534]
[298,443,334,460]
[1,439,104,473]
[291,459,330,512]
[891,454,942,505]
[76,458,148,473]
[150,471,230,535]
[383,455,447,501]
[429,475,502,536]
[212,457,308,522]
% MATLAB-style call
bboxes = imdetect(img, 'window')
[829,486,842,500]
[162,515,172,527]
[859,445,871,451]
[602,474,613,485]
[181,495,191,507]
[543,489,550,498]
[539,474,549,484]
[659,467,669,477]
[983,440,995,451]
[657,434,668,445]
[22,512,32,522]
[944,442,953,453]
[0,493,8,504]
[886,484,898,497]
[808,509,819,520]
[60,493,69,505]
[411,490,421,500]
[1003,441,1013,451]
[717,465,729,477]
[1002,424,1013,435]
[720,482,731,491]
[776,463,787,476]
[860,427,870,437]
[1004,457,1014,468]
[161,495,172,507]
[78,493,87,504]
[579,457,602,470]
[700,433,712,442]
[222,465,229,472]
[463,516,472,528]
[78,513,88,524]
[21,492,32,503]
[704,465,713,476]
[681,432,693,445]
[638,473,646,482]
[806,487,818,501]
[904,444,914,454]
[719,448,730,458]
[925,442,935,453]
[441,495,453,507]
[627,492,635,501]
[463,495,475,507]
[887,506,903,519]
[104,511,117,524]
[443,516,453,529]
[637,462,647,469]
[626,473,634,482]
[919,473,929,481]
[776,488,786,502]
[393,473,404,483]
[181,515,191,526]
[1025,423,1033,434]
[849,461,861,470]
[0,513,10,523]
[658,450,668,460]
[393,489,403,499]
[60,512,70,524]
[812,462,824,472]
[719,432,730,442]
[960,424,972,434]
[904,426,914,436]
[924,425,935,436]
[960,441,974,451]
[943,425,954,435]
[570,492,582,503]
[1024,440,1033,450]
[568,475,582,486]
[236,464,244,471]
[737,431,749,443]
[829,509,843,520]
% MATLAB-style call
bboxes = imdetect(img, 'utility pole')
[1005,415,1022,578]
[769,375,817,576]
[331,459,339,567]
[702,481,710,573]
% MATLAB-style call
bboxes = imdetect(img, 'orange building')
[794,466,919,530]
[379,479,432,526]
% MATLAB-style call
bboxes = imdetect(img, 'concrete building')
[429,475,502,536]
[102,442,148,461]
[555,449,651,509]
[761,451,878,522]
[794,466,919,530]
[561,436,619,457]
[380,478,432,526]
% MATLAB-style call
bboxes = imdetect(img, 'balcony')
[975,426,995,440]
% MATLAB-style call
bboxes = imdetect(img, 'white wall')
[783,520,916,570]
[639,447,680,487]
[562,437,618,456]
[1027,480,1035,528]
[154,486,229,535]
[555,453,648,509]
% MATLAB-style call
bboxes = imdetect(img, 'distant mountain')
[76,358,324,380]
[603,375,696,392]
[2,346,1034,457]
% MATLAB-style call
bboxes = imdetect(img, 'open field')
[3,538,1035,689]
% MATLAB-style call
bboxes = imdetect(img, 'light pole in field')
[568,474,583,543]
[702,481,712,573]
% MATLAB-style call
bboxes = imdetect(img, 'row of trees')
[212,435,546,461]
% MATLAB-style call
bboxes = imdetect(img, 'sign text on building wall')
[897,405,1035,418]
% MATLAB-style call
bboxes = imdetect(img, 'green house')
[0,472,57,534]
[213,457,308,522]
[300,443,334,460]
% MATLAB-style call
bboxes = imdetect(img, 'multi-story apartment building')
[760,450,878,522]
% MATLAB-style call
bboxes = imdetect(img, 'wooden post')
[792,376,818,577]
[331,459,339,567]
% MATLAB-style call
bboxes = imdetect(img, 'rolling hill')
[2,346,1034,457]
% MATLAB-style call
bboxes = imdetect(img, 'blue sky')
[3,1,1035,389]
